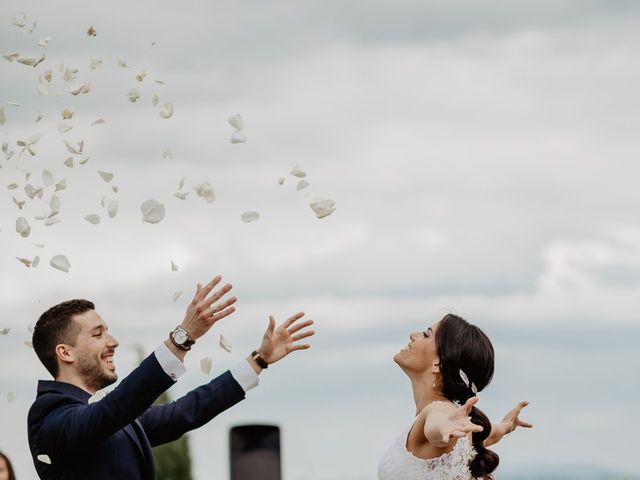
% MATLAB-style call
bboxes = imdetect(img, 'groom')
[27,274,314,480]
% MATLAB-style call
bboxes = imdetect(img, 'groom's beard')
[77,355,117,391]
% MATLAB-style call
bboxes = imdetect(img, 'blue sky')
[1,0,640,478]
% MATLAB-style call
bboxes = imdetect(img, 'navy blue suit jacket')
[27,352,246,479]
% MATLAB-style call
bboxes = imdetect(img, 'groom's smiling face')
[68,310,120,391]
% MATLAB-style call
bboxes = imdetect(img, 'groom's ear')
[431,359,440,374]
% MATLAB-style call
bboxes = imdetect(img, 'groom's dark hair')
[32,299,95,378]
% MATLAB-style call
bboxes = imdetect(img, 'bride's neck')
[410,374,450,415]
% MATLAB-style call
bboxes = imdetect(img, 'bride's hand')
[440,397,484,443]
[500,400,533,435]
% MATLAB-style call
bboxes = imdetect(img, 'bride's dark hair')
[435,313,499,480]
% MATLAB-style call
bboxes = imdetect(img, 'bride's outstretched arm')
[423,397,484,448]
[484,400,532,447]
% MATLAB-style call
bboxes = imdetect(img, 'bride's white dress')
[378,421,477,480]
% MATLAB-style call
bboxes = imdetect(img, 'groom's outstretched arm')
[140,312,315,446]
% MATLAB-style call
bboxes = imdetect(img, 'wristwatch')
[251,350,269,369]
[169,326,195,351]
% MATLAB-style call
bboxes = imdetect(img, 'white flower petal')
[37,455,51,465]
[12,197,25,210]
[35,112,43,121]
[63,68,79,83]
[97,171,113,182]
[7,183,18,190]
[135,70,146,82]
[309,197,336,219]
[159,103,174,119]
[178,177,185,190]
[7,101,21,107]
[152,94,159,106]
[24,184,43,199]
[54,179,67,191]
[112,185,119,193]
[89,58,102,70]
[69,82,91,96]
[32,256,40,268]
[162,148,172,159]
[107,200,119,218]
[229,131,246,144]
[278,177,285,186]
[141,199,166,224]
[79,156,90,165]
[241,211,260,223]
[200,357,212,375]
[155,79,165,85]
[16,217,31,237]
[63,157,74,168]
[290,165,306,178]
[12,12,27,27]
[84,214,100,225]
[0,328,10,335]
[17,56,40,67]
[3,52,20,62]
[173,291,182,302]
[56,123,73,135]
[171,261,179,272]
[25,341,33,348]
[174,192,188,200]
[127,89,141,103]
[90,118,105,126]
[50,255,71,272]
[87,25,97,37]
[61,108,75,120]
[88,390,107,404]
[42,169,55,186]
[117,57,129,68]
[0,107,5,125]
[29,20,37,33]
[17,257,32,267]
[227,114,244,131]
[296,179,310,191]
[44,217,61,226]
[50,195,60,214]
[38,37,51,48]
[219,334,232,353]
[7,391,15,402]
[194,182,215,203]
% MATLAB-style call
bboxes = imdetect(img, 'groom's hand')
[251,312,315,370]
[181,275,237,340]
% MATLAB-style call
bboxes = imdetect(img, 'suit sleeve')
[37,353,175,456]
[138,370,246,446]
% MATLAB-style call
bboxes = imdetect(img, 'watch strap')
[251,350,269,369]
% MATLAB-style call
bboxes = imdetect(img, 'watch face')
[174,328,188,344]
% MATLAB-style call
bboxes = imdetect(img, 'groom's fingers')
[203,283,232,307]
[198,276,222,301]
[283,311,305,329]
[290,343,310,351]
[291,330,315,342]
[288,319,313,334]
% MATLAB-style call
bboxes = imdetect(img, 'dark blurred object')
[229,425,281,480]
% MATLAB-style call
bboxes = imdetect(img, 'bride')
[378,313,532,479]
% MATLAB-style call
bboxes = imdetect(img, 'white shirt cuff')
[154,341,187,382]
[230,359,260,393]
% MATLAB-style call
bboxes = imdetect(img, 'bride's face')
[394,320,441,374]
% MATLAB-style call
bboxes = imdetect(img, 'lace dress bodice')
[378,421,477,480]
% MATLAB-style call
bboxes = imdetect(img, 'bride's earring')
[432,374,436,388]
